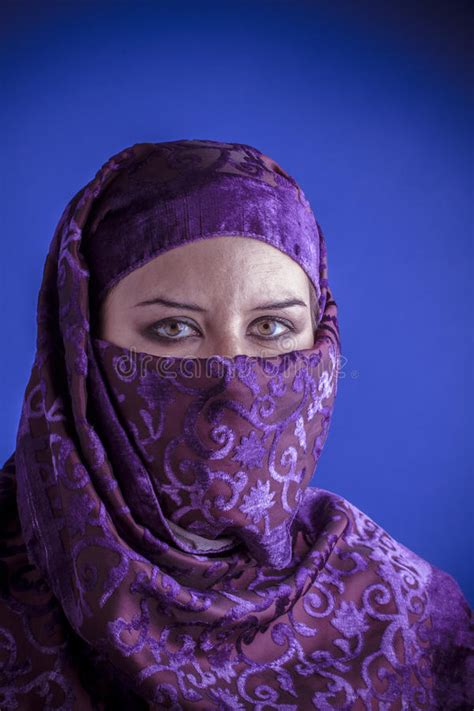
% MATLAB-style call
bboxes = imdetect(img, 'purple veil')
[0,139,472,710]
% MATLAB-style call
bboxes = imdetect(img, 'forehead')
[136,236,307,277]
[103,235,311,308]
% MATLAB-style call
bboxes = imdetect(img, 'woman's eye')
[250,318,293,339]
[149,319,199,340]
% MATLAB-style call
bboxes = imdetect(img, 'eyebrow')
[133,296,308,311]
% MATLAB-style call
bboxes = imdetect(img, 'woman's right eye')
[148,319,200,341]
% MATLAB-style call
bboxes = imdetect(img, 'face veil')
[1,139,472,710]
[89,329,339,569]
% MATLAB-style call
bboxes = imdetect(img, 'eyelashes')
[146,316,296,343]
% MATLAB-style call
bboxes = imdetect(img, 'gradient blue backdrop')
[1,0,472,606]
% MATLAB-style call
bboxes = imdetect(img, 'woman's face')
[98,236,317,358]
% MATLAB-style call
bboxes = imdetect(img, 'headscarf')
[0,139,472,710]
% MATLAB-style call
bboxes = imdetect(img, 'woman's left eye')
[250,318,293,339]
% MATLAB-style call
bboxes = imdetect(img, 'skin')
[97,236,318,358]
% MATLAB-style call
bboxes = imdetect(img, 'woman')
[0,139,472,710]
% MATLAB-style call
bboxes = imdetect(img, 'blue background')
[1,0,472,605]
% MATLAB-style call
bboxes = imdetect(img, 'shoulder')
[297,487,474,708]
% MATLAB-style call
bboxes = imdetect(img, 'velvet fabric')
[80,139,322,313]
[0,139,473,710]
